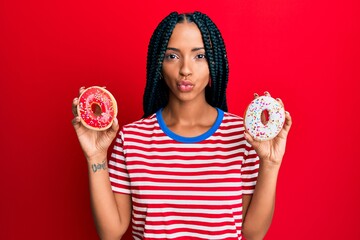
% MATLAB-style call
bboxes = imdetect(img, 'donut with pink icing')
[77,86,117,131]
[244,96,285,141]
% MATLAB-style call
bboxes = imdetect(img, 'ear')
[208,77,212,87]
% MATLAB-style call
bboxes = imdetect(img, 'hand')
[72,86,119,161]
[244,91,292,167]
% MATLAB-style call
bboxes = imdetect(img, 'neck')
[162,98,215,125]
[161,95,219,137]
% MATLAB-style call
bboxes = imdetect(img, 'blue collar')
[156,108,224,143]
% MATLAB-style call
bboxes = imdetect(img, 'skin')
[242,91,292,240]
[72,87,131,240]
[161,22,217,137]
[72,21,292,240]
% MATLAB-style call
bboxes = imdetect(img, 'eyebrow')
[166,47,205,52]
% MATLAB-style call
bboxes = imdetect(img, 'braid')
[143,12,178,117]
[193,12,229,111]
[142,11,229,118]
[191,13,215,104]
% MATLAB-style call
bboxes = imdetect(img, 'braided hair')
[142,11,229,118]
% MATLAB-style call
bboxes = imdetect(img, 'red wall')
[1,0,359,239]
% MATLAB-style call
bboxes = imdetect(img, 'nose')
[180,57,192,77]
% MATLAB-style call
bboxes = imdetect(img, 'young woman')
[72,11,292,240]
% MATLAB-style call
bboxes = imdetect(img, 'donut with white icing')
[244,96,285,141]
[77,86,117,131]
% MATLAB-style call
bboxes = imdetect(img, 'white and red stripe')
[109,109,259,239]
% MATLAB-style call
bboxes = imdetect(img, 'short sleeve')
[241,141,260,195]
[108,130,131,194]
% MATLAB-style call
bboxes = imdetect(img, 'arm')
[242,163,279,240]
[242,93,292,240]
[72,87,131,239]
[88,155,132,240]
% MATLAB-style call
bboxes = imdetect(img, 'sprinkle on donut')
[77,86,118,131]
[244,96,285,141]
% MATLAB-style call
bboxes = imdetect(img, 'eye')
[196,54,206,59]
[164,53,178,60]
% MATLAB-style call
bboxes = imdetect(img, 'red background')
[1,0,359,239]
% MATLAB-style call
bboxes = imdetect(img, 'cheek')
[199,66,210,79]
[162,64,177,78]
[197,62,210,74]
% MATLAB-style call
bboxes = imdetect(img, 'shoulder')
[221,110,244,126]
[121,113,158,133]
[223,111,243,120]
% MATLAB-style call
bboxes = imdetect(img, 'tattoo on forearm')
[91,160,107,173]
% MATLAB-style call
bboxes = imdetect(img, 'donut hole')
[261,109,270,125]
[91,103,102,116]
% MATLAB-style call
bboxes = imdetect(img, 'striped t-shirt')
[108,108,259,240]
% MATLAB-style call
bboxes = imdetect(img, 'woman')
[72,11,292,240]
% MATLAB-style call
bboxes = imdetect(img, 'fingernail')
[254,93,259,97]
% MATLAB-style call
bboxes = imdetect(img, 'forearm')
[242,162,280,240]
[87,155,125,240]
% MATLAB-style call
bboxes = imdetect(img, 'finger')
[264,91,271,97]
[283,111,292,133]
[107,118,120,139]
[254,93,259,99]
[79,86,86,96]
[72,97,79,116]
[71,116,82,130]
[244,131,259,148]
[276,97,284,108]
[110,118,119,133]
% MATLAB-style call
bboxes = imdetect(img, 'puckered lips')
[176,79,194,92]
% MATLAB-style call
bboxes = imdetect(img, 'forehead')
[167,22,204,47]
